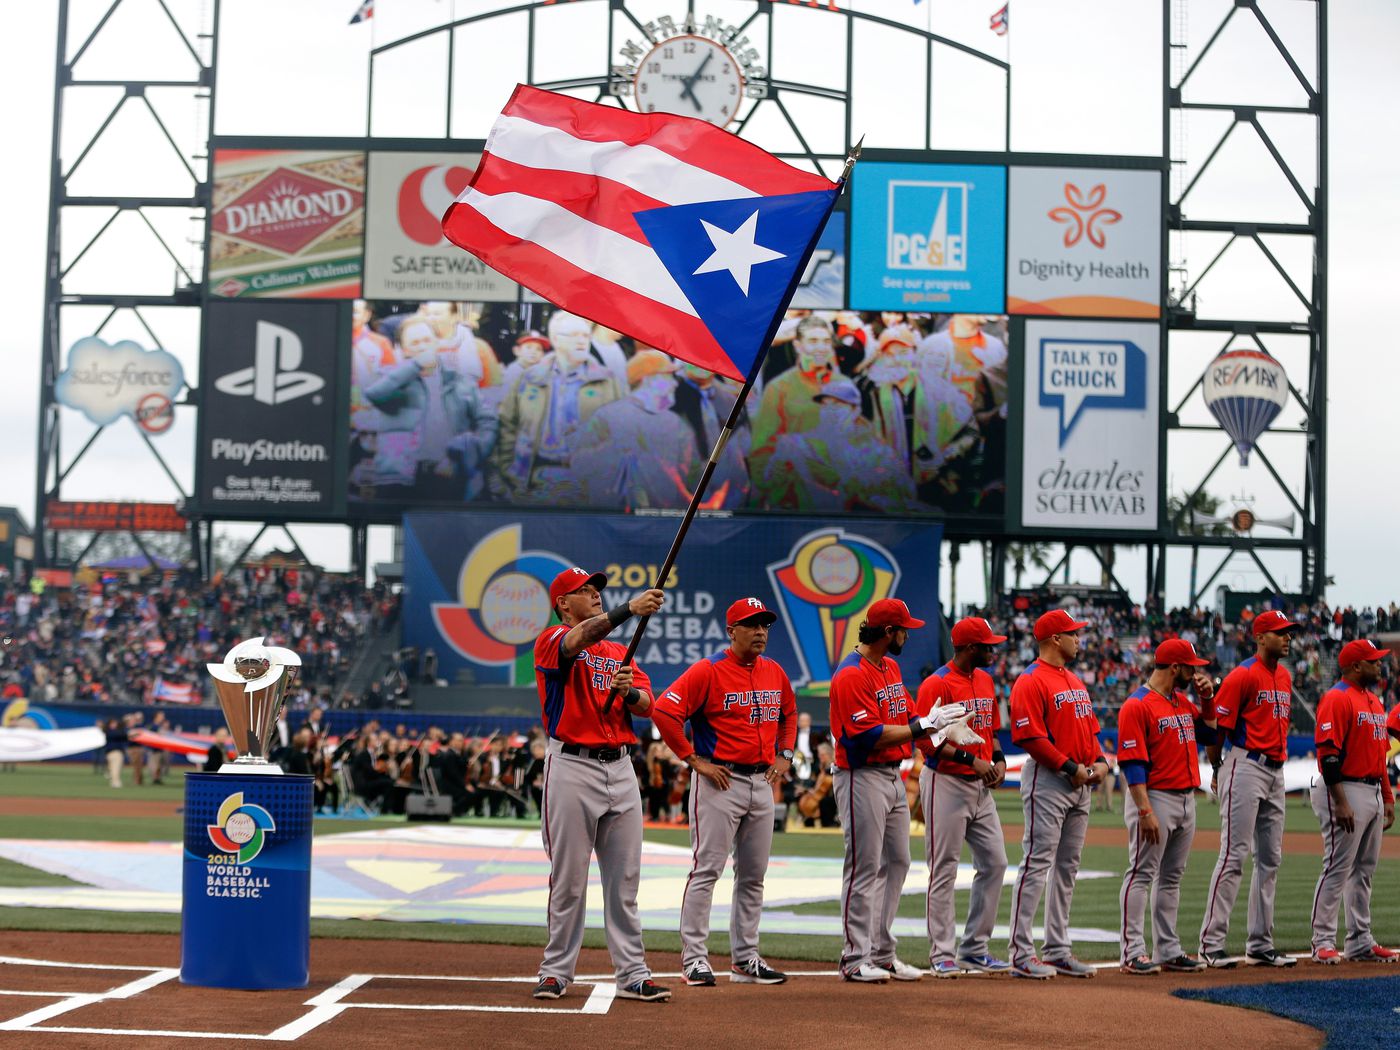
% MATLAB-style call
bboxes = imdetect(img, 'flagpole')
[604,138,864,713]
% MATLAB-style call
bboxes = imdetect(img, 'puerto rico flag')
[990,4,1009,36]
[150,677,198,704]
[441,86,839,381]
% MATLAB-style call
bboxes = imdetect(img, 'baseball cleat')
[1161,955,1208,973]
[957,953,1012,974]
[930,960,961,978]
[1045,956,1095,978]
[879,959,925,981]
[731,957,787,984]
[1120,956,1161,976]
[1011,958,1056,980]
[1200,950,1238,969]
[841,963,891,983]
[1311,948,1341,966]
[1349,945,1399,963]
[533,976,567,1000]
[684,962,717,986]
[1245,949,1297,968]
[617,979,672,1002]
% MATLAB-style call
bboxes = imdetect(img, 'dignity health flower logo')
[1047,183,1122,248]
[207,792,276,863]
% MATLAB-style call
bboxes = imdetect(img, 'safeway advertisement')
[362,151,517,301]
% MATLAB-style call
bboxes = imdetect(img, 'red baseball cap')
[726,597,778,627]
[548,567,606,607]
[950,617,1007,646]
[1250,609,1299,636]
[1338,638,1393,669]
[866,598,925,629]
[1034,608,1090,641]
[1154,639,1210,667]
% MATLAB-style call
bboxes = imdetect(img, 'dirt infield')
[0,798,182,819]
[0,930,1382,1049]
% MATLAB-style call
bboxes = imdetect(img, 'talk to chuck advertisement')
[402,512,942,692]
[197,301,346,516]
[348,301,1009,520]
[1019,318,1160,532]
[209,149,366,299]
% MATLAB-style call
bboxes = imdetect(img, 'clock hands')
[678,51,713,114]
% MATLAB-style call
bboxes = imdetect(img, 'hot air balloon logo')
[1201,349,1288,466]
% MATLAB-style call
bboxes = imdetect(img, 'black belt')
[560,742,629,763]
[1150,786,1195,795]
[936,769,982,782]
[1242,750,1285,770]
[1341,776,1382,786]
[708,759,768,775]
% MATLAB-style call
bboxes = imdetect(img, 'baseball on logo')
[223,811,257,845]
[480,572,551,645]
[810,543,860,594]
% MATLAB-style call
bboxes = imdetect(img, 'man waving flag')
[441,85,840,381]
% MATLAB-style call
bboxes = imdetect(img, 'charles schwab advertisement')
[197,301,346,515]
[402,511,942,693]
[1019,318,1160,532]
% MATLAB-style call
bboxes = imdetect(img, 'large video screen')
[347,300,1008,518]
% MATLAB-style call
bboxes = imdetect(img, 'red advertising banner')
[45,501,190,533]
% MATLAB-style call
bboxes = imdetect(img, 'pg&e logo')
[886,180,970,272]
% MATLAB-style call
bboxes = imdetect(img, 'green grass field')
[0,764,1393,965]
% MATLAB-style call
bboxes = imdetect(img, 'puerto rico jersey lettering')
[830,650,911,770]
[913,663,999,775]
[1213,656,1291,761]
[652,649,798,765]
[534,624,652,748]
[1116,686,1203,791]
[1314,683,1393,802]
[1009,661,1100,765]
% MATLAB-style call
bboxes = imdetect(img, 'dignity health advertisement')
[1019,318,1160,532]
[402,511,942,693]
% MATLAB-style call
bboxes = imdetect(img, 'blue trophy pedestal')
[179,771,314,989]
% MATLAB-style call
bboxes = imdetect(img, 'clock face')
[633,35,744,127]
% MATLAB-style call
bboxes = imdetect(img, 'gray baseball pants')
[1009,758,1091,965]
[680,769,775,969]
[920,768,1007,964]
[1199,748,1285,955]
[834,766,911,971]
[1309,778,1385,957]
[539,740,649,986]
[1120,788,1196,963]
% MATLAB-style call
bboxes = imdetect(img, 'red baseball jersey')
[829,650,912,770]
[1315,683,1393,802]
[1009,661,1101,766]
[912,663,1000,775]
[1116,686,1203,791]
[1387,703,1400,741]
[652,649,798,764]
[1213,655,1292,762]
[534,624,652,749]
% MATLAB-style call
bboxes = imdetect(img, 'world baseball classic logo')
[207,792,276,864]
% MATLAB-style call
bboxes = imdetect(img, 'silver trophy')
[207,637,302,774]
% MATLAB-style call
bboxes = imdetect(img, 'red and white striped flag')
[990,4,1009,36]
[441,86,839,381]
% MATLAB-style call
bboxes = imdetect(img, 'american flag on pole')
[989,4,1009,36]
[441,86,839,381]
[348,1,373,25]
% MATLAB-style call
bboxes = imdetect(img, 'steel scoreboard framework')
[33,0,1327,604]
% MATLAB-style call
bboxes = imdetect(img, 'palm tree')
[1005,542,1053,590]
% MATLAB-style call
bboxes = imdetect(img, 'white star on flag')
[692,210,785,295]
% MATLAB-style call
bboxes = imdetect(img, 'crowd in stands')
[0,567,398,707]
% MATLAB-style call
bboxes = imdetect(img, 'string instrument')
[906,751,925,824]
[797,769,833,819]
[668,763,690,807]
[649,754,665,789]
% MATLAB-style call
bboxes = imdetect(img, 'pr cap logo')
[1047,183,1122,249]
[398,163,474,246]
[214,320,326,406]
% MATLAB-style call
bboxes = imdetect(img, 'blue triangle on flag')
[635,190,837,380]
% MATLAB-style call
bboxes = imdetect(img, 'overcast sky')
[3,0,1397,613]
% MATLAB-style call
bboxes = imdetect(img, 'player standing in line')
[1308,639,1398,964]
[651,598,798,988]
[912,617,1011,978]
[1116,640,1218,975]
[1199,608,1299,969]
[1007,609,1110,980]
[531,567,671,1003]
[830,598,981,983]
